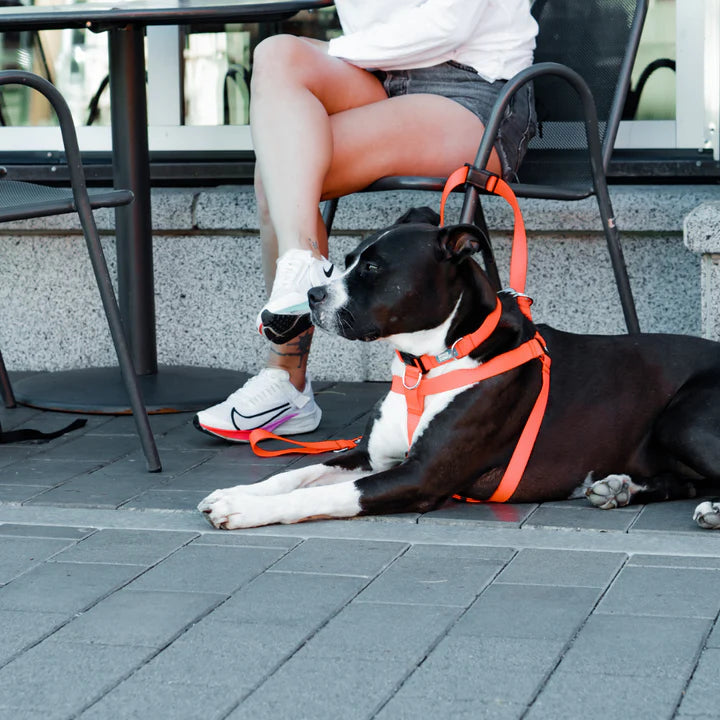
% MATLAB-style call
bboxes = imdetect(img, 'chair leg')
[322,198,338,236]
[77,208,162,472]
[0,348,17,409]
[593,178,641,334]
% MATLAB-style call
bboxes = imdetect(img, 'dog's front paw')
[198,488,275,530]
[693,501,720,529]
[586,474,633,509]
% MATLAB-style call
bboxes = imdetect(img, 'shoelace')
[229,371,290,406]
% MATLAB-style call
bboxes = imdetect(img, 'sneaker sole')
[258,310,313,345]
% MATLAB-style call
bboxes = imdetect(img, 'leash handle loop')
[248,428,361,457]
[439,164,531,320]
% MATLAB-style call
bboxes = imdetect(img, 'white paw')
[197,487,275,529]
[586,474,633,509]
[693,501,720,529]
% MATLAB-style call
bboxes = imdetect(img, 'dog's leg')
[200,458,442,529]
[651,378,720,529]
[199,477,367,530]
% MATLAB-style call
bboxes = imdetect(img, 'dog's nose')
[308,286,327,306]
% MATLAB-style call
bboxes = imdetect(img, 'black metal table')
[2,0,333,413]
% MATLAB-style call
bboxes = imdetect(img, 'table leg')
[108,24,157,375]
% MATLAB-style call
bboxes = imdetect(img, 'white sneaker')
[256,248,338,344]
[193,368,322,442]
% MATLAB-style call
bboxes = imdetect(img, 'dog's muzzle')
[309,284,377,341]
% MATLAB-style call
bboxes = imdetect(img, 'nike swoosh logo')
[323,264,335,278]
[231,403,290,430]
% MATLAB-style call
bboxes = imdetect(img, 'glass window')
[0,0,716,167]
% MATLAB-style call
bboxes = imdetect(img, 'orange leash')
[249,428,361,457]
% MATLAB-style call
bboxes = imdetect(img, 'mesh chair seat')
[0,179,133,221]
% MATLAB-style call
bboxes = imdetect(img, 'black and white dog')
[199,212,720,530]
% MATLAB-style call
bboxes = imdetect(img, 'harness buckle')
[398,351,428,374]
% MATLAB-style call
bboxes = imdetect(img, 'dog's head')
[309,208,495,346]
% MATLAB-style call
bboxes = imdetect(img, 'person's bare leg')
[251,37,503,394]
[250,35,387,258]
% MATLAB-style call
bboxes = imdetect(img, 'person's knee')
[251,35,314,92]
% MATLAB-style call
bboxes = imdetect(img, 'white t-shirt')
[328,0,538,83]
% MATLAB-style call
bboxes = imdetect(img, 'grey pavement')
[1,379,720,719]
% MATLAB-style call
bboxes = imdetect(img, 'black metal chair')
[0,70,161,471]
[322,0,649,334]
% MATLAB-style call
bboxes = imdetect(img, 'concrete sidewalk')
[1,381,720,720]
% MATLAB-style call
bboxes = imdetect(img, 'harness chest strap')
[392,332,551,503]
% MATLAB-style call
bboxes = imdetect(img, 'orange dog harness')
[250,165,551,504]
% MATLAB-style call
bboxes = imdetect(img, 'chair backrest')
[518,0,648,186]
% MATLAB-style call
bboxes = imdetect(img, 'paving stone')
[357,543,511,606]
[0,458,98,486]
[127,544,287,593]
[47,589,225,648]
[90,449,211,480]
[78,675,238,720]
[557,613,709,679]
[51,529,197,565]
[226,656,402,720]
[596,565,720,618]
[0,561,144,613]
[376,695,526,720]
[0,536,77,584]
[0,641,152,718]
[120,488,209,511]
[523,504,639,531]
[0,610,67,665]
[86,412,193,437]
[191,532,300,549]
[133,617,314,693]
[0,485,49,503]
[31,434,139,463]
[628,554,720,569]
[299,601,462,661]
[380,633,564,712]
[420,501,538,526]
[526,666,686,720]
[495,548,626,587]
[24,473,165,509]
[0,523,95,540]
[676,648,720,717]
[270,537,407,577]
[705,618,720,648]
[208,570,367,627]
[163,461,280,491]
[453,584,601,640]
[631,499,708,533]
[0,449,36,471]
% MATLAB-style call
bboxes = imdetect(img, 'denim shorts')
[373,61,537,182]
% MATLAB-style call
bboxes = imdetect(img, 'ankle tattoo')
[270,329,313,368]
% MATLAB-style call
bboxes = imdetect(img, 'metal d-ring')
[402,369,423,390]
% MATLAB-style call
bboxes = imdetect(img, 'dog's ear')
[395,206,441,226]
[437,224,490,262]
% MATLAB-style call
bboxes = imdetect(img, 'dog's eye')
[361,261,380,275]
